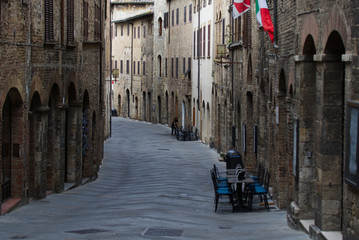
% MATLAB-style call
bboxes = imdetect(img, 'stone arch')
[1,88,24,202]
[300,14,319,53]
[322,5,350,53]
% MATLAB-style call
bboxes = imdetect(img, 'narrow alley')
[0,118,309,240]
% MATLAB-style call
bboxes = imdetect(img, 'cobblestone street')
[0,118,309,240]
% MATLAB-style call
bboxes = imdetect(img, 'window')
[203,26,206,57]
[158,18,162,36]
[184,6,187,23]
[171,58,174,77]
[193,30,196,57]
[138,26,140,39]
[208,24,211,57]
[233,16,241,42]
[209,0,212,4]
[345,102,359,189]
[165,58,168,77]
[164,12,168,29]
[172,10,174,26]
[67,0,74,43]
[115,60,117,69]
[137,61,140,75]
[134,27,136,39]
[183,58,186,74]
[143,61,146,75]
[115,24,117,37]
[176,57,178,79]
[127,24,130,36]
[94,3,101,41]
[143,26,146,38]
[188,57,191,70]
[189,4,192,22]
[197,29,200,58]
[120,60,123,74]
[45,0,54,42]
[126,60,129,74]
[83,1,89,41]
[176,8,179,25]
[133,61,136,74]
[203,0,206,7]
[121,24,123,36]
[158,56,162,77]
[222,19,225,45]
[243,11,251,47]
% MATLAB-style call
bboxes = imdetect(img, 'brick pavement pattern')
[0,118,309,240]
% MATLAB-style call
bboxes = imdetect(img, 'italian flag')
[256,0,274,43]
[233,0,250,19]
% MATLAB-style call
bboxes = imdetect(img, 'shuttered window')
[176,58,178,79]
[184,6,186,23]
[208,24,210,57]
[45,0,54,42]
[67,0,74,43]
[138,61,140,75]
[83,1,89,41]
[203,26,206,57]
[143,26,146,38]
[120,60,123,74]
[193,31,196,57]
[164,12,168,29]
[143,61,146,76]
[189,4,192,22]
[183,58,186,74]
[243,11,251,47]
[176,8,179,25]
[94,3,101,41]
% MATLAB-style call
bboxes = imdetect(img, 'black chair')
[210,169,235,212]
[189,127,198,140]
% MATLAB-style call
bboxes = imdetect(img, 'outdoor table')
[227,175,254,211]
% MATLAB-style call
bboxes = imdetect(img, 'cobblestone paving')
[0,118,309,240]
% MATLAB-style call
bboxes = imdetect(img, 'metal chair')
[210,169,235,212]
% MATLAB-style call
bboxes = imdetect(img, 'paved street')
[0,118,309,240]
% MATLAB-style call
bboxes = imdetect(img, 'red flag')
[233,0,250,19]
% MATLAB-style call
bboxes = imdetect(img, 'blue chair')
[248,172,270,211]
[210,169,235,212]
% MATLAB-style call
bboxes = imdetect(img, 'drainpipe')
[110,7,113,137]
[129,22,134,94]
[230,6,235,149]
[197,2,200,111]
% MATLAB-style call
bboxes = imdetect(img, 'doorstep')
[300,220,343,240]
[1,198,21,215]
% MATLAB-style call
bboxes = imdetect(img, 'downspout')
[168,0,171,44]
[110,7,113,137]
[230,5,235,149]
[197,2,200,110]
[130,22,134,94]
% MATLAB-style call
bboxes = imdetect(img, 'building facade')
[0,0,105,213]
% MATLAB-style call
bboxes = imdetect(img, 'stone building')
[192,0,215,144]
[0,0,105,213]
[214,0,359,239]
[111,0,154,121]
[112,0,193,127]
[154,0,193,127]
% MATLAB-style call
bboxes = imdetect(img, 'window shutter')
[45,0,54,42]
[83,1,88,41]
[67,0,74,43]
[143,61,146,76]
[189,4,192,22]
[208,24,210,57]
[193,31,196,57]
[203,26,206,57]
[184,6,186,23]
[176,58,178,78]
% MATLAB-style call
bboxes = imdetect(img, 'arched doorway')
[157,96,162,123]
[1,88,24,202]
[126,89,130,118]
[66,82,79,183]
[82,91,90,179]
[118,94,121,117]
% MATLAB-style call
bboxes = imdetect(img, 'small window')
[138,61,140,75]
[158,18,163,36]
[143,26,146,38]
[143,61,146,75]
[189,4,192,22]
[172,10,174,26]
[345,102,359,188]
[126,60,129,74]
[121,24,123,36]
[176,57,178,79]
[184,6,187,23]
[120,60,123,74]
[138,26,140,39]
[176,8,179,25]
